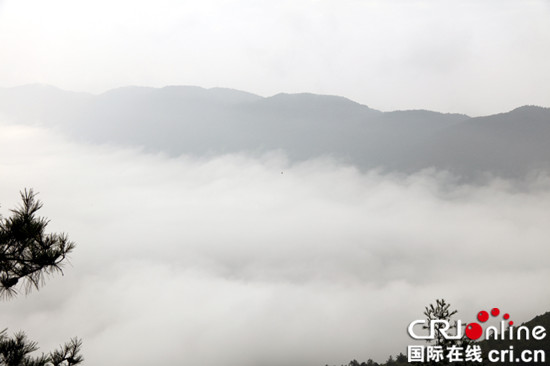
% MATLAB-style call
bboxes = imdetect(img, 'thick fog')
[1,123,549,365]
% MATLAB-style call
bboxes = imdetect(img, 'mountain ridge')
[1,84,549,180]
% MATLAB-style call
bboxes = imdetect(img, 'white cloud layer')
[1,123,549,365]
[0,0,549,115]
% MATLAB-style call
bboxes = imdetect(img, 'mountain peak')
[510,105,550,113]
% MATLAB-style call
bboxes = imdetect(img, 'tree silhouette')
[423,299,459,347]
[421,299,479,366]
[0,189,83,366]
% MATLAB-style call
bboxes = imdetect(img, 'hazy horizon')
[3,82,550,117]
[1,0,549,116]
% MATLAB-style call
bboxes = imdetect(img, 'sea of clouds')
[1,123,549,366]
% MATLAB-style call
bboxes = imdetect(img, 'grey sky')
[1,124,549,365]
[0,0,549,115]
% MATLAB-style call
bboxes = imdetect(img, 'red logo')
[465,307,513,340]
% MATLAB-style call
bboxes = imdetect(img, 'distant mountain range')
[1,84,549,180]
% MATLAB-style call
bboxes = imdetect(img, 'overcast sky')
[0,0,549,115]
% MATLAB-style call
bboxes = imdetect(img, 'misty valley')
[1,85,549,366]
